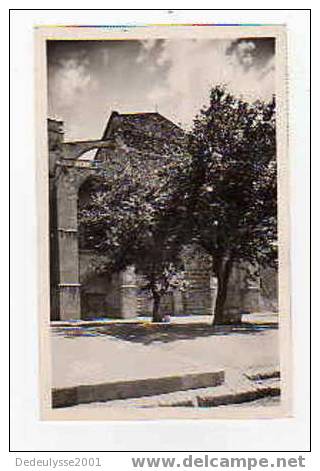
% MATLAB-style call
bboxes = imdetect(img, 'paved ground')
[51,314,279,392]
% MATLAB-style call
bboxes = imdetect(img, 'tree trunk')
[152,292,163,322]
[213,257,233,325]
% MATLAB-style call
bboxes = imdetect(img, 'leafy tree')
[79,140,192,322]
[187,85,277,325]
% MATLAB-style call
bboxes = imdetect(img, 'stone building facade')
[48,112,277,321]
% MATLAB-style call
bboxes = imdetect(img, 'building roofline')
[101,110,182,140]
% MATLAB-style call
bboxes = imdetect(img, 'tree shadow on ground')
[52,321,278,345]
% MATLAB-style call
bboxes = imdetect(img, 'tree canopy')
[186,85,277,323]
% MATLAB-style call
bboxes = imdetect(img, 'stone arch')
[77,174,138,320]
[51,154,138,321]
[61,140,113,160]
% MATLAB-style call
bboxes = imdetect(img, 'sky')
[47,38,275,141]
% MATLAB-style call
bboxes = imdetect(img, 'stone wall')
[79,252,138,319]
[134,246,214,317]
[260,267,279,312]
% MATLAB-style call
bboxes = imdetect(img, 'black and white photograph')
[37,25,290,420]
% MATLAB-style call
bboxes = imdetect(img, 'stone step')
[245,367,280,381]
[71,379,280,409]
[52,369,225,409]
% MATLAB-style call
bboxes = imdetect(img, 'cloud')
[234,40,256,68]
[143,38,275,129]
[47,38,275,140]
[54,58,92,102]
[47,48,98,138]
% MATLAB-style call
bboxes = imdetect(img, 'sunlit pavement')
[51,313,279,391]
